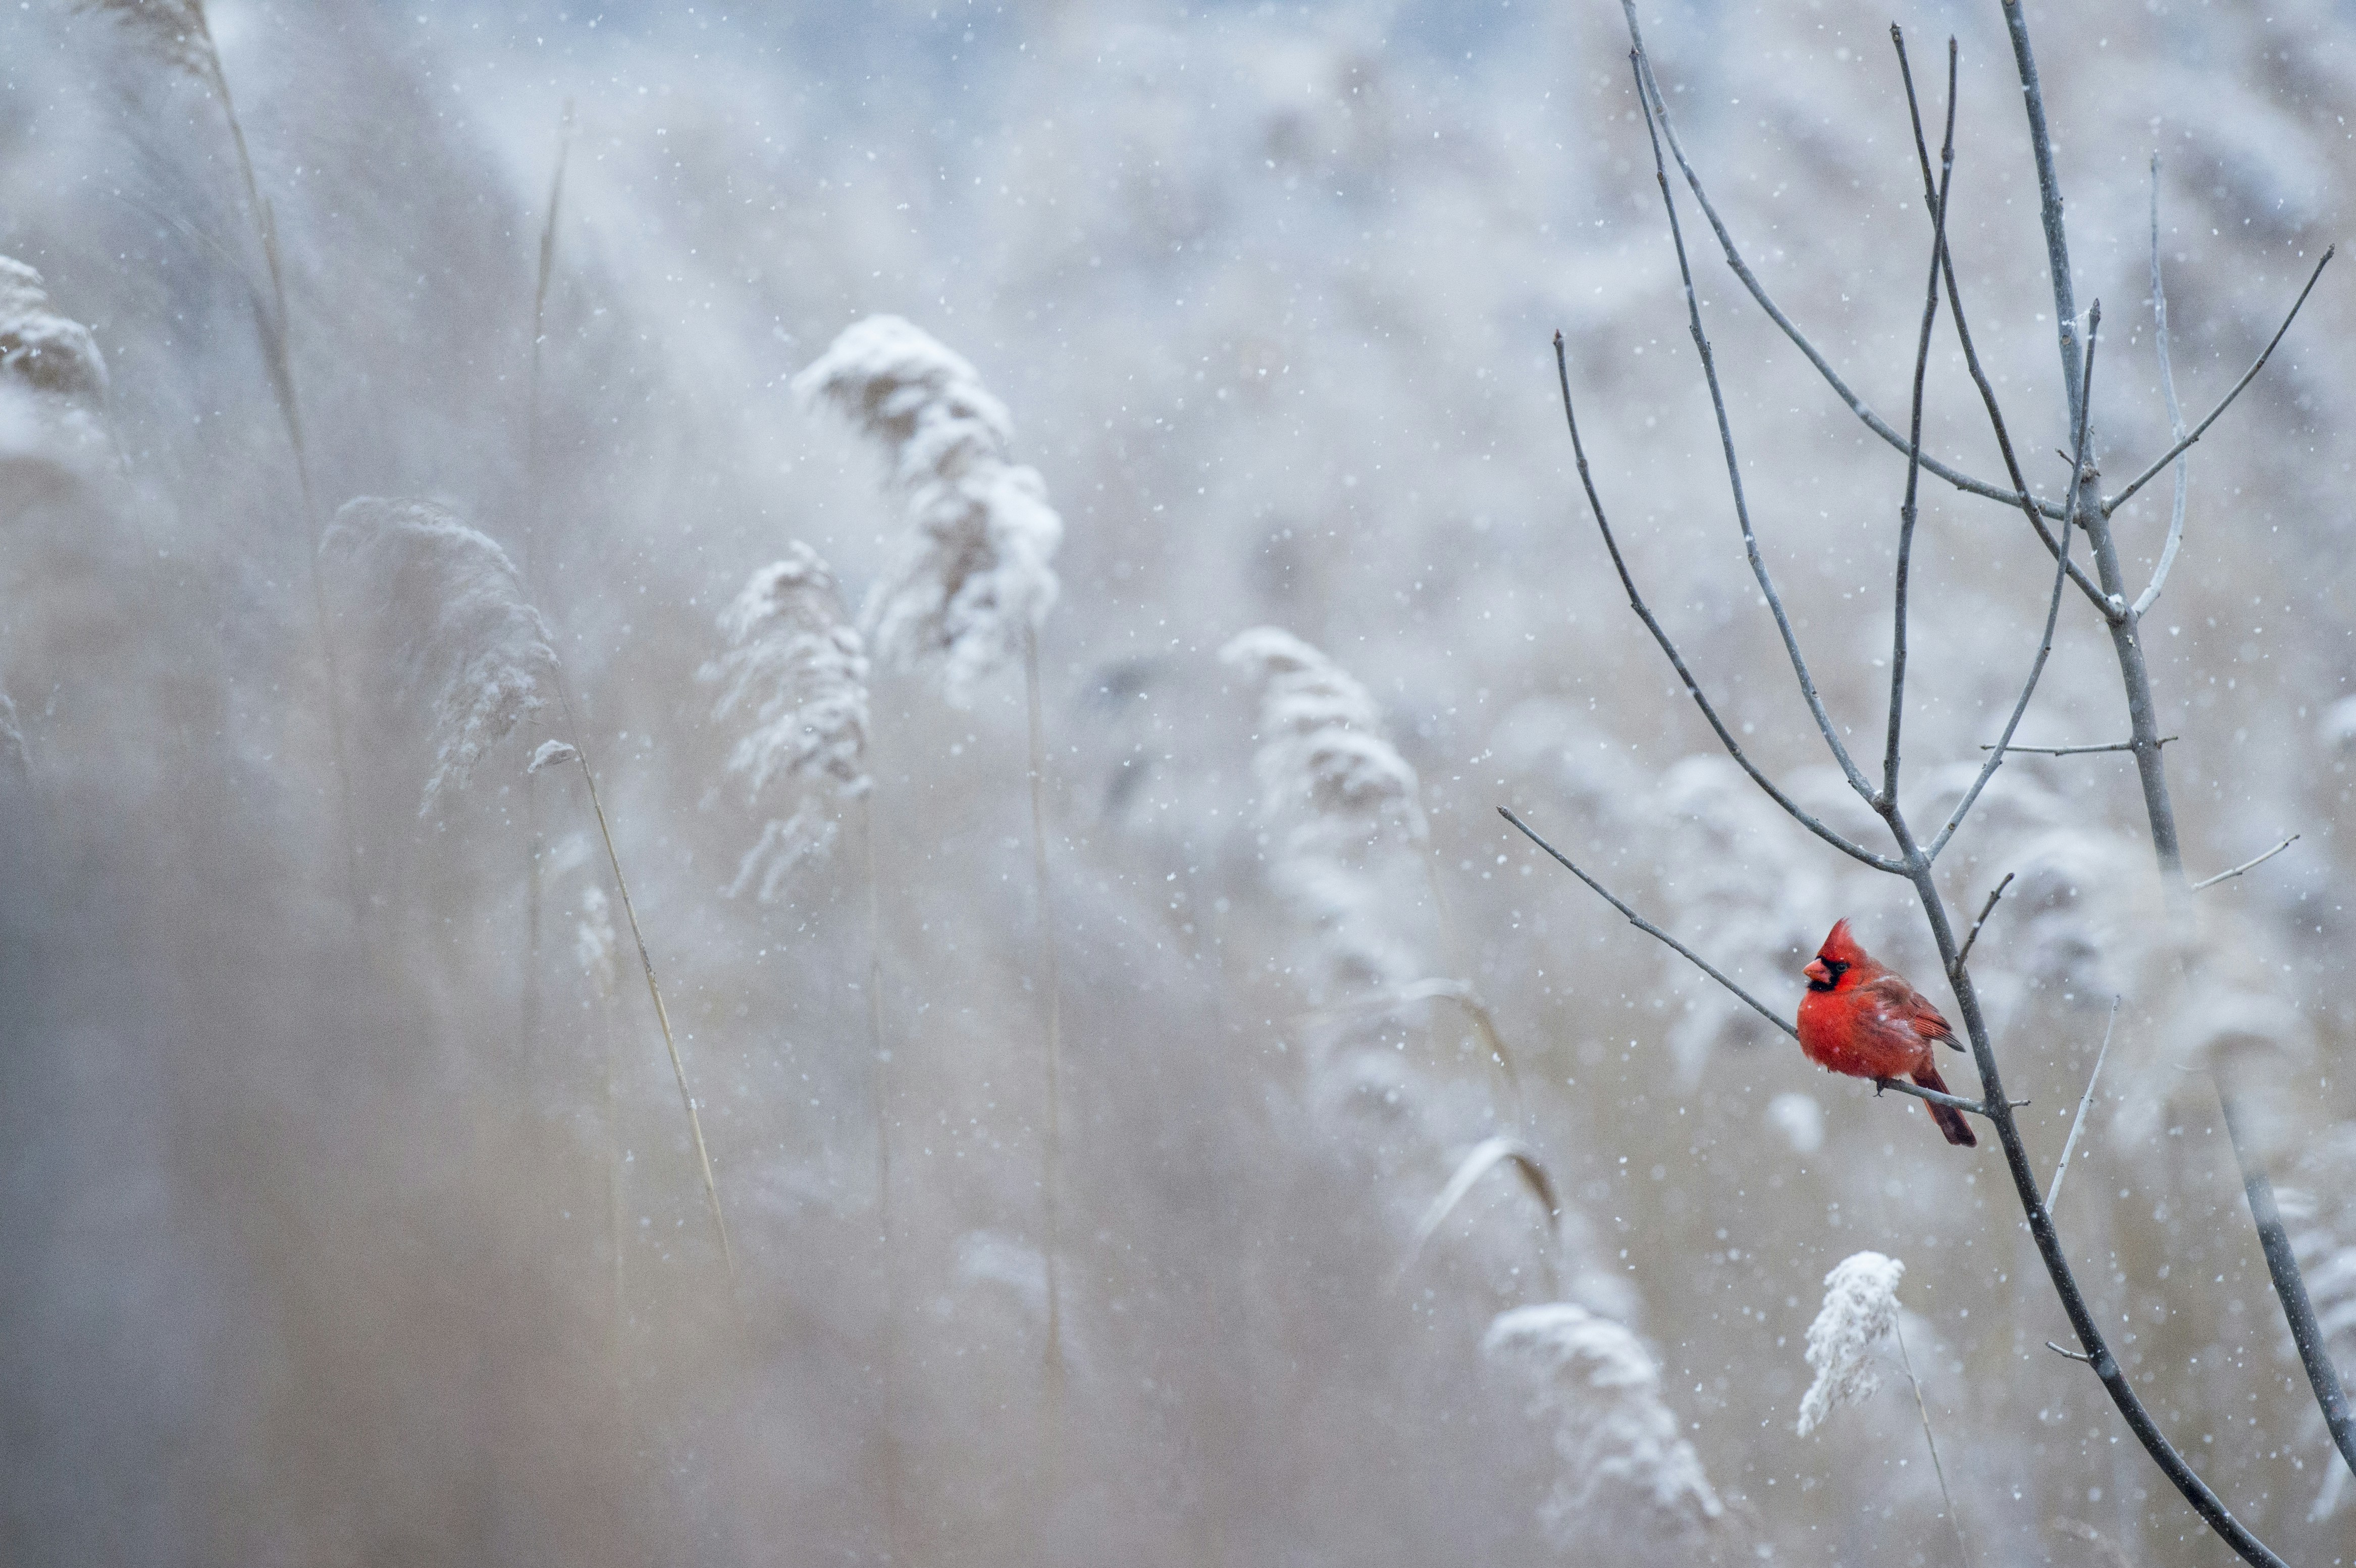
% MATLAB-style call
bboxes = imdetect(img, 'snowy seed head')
[1484,1303,1723,1544]
[574,883,618,999]
[78,0,219,79]
[795,316,1060,701]
[699,543,871,900]
[1222,627,1424,842]
[1223,627,1429,993]
[0,259,107,407]
[321,497,557,813]
[2320,696,2356,752]
[1765,1091,1824,1155]
[1797,1251,1904,1435]
[528,739,578,774]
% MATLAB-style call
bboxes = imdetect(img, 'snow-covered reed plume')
[0,257,108,470]
[1223,626,1429,996]
[574,883,618,1000]
[1651,755,1834,1079]
[0,259,106,407]
[1483,1303,1722,1548]
[1797,1251,1905,1435]
[794,316,1061,702]
[320,498,557,812]
[75,0,219,80]
[700,543,872,901]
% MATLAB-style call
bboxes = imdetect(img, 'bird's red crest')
[1816,918,1866,966]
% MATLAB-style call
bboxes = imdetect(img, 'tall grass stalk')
[793,314,1067,1377]
[862,792,904,1557]
[1025,626,1065,1379]
[506,108,723,1300]
[85,0,364,923]
[1895,1317,1971,1567]
[556,712,737,1281]
[519,102,573,1055]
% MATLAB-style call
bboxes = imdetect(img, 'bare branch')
[1925,310,2101,864]
[1498,806,1799,1041]
[2217,1091,2356,1485]
[2045,997,2120,1216]
[1995,10,2288,1556]
[1953,871,2014,971]
[1551,336,1898,872]
[1618,3,2062,519]
[1627,50,1878,808]
[1891,25,2109,614]
[1880,37,1958,811]
[2046,1340,2097,1366]
[1979,737,2175,757]
[1871,1075,2001,1119]
[2132,155,2189,618]
[2103,247,2334,517]
[2190,833,2299,891]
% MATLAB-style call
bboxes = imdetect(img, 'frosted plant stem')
[2044,999,2118,1218]
[185,10,365,931]
[863,794,905,1561]
[561,683,735,1282]
[1024,628,1066,1384]
[1895,1317,1970,1568]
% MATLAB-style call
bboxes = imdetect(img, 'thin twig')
[1628,49,1877,809]
[2045,998,2119,1216]
[1619,3,2062,519]
[2132,155,2189,618]
[1880,38,1958,812]
[2190,834,2299,891]
[1551,335,1896,872]
[1924,315,2099,863]
[2103,248,2335,516]
[2046,1341,2096,1365]
[1895,1316,1972,1568]
[1953,872,2013,971]
[1979,737,2174,757]
[1891,27,2109,612]
[1498,807,1797,1041]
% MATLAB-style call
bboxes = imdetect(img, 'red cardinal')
[1796,919,1977,1147]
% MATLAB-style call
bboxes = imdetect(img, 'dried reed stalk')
[81,0,365,925]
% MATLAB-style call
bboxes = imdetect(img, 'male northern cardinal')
[1796,919,1977,1147]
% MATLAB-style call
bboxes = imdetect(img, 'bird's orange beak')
[1803,956,1831,985]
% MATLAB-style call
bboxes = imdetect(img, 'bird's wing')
[1864,972,1959,1046]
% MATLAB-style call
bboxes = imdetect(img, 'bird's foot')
[1872,1076,1893,1096]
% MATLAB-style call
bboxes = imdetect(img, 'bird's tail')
[1913,1064,1978,1148]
